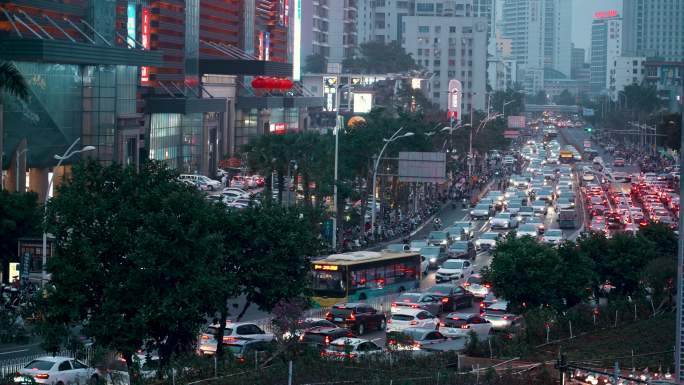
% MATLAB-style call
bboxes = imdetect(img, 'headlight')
[429,258,437,263]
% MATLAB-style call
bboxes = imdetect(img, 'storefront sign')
[140,7,150,83]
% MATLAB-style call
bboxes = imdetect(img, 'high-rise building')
[301,0,358,65]
[608,56,646,101]
[501,0,571,76]
[623,0,684,61]
[590,13,622,95]
[402,12,488,111]
[571,45,586,80]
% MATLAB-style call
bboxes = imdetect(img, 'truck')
[558,209,578,229]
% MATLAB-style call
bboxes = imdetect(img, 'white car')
[470,204,492,220]
[435,259,473,283]
[490,212,518,229]
[322,338,383,360]
[440,313,493,339]
[198,322,274,355]
[516,224,538,238]
[475,232,500,250]
[16,357,94,385]
[542,229,563,245]
[531,200,548,215]
[386,308,439,333]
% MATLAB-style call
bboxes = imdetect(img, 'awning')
[199,40,292,77]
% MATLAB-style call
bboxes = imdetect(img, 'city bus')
[311,250,422,307]
[559,150,574,164]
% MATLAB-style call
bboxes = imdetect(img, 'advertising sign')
[584,140,591,148]
[353,93,373,113]
[507,116,526,129]
[447,80,462,123]
[140,7,150,83]
[398,152,446,183]
[126,3,136,48]
[270,122,288,134]
[292,0,301,80]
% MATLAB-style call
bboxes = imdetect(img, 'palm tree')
[0,61,29,190]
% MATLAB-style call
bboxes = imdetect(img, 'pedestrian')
[221,174,228,187]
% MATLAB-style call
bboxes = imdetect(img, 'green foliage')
[555,242,595,308]
[41,161,226,370]
[490,89,525,117]
[623,84,662,117]
[0,61,29,100]
[0,191,40,283]
[342,41,418,74]
[304,54,327,74]
[527,90,547,105]
[638,221,677,257]
[464,329,481,356]
[658,113,682,150]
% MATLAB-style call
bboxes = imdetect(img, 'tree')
[0,62,29,191]
[343,41,418,74]
[638,222,677,257]
[555,241,595,308]
[658,113,682,150]
[554,89,576,106]
[41,161,226,375]
[483,234,562,310]
[0,191,40,284]
[304,54,327,74]
[490,89,525,117]
[623,84,662,119]
[527,90,547,105]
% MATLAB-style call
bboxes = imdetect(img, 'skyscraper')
[623,0,684,61]
[590,13,622,95]
[301,0,358,65]
[501,0,571,76]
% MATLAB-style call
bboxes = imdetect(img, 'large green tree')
[41,161,226,374]
[0,191,40,284]
[342,41,418,74]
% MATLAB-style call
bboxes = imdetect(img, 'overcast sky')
[572,0,623,56]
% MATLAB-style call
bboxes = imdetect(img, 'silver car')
[391,292,443,315]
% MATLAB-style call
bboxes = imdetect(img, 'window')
[418,26,429,33]
[416,3,435,13]
[71,361,88,369]
[58,361,72,371]
[449,26,456,33]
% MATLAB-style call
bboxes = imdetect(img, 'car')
[531,200,548,215]
[451,221,473,240]
[463,274,490,299]
[386,308,439,333]
[557,197,575,210]
[15,357,97,385]
[321,338,383,360]
[475,232,500,250]
[517,206,534,220]
[280,318,339,340]
[447,241,476,260]
[435,259,474,283]
[440,313,493,339]
[179,174,222,190]
[542,229,563,245]
[536,188,555,201]
[325,303,386,335]
[490,212,519,229]
[470,203,492,220]
[428,231,450,247]
[299,326,354,348]
[198,322,274,355]
[606,212,624,229]
[506,202,522,215]
[385,243,410,252]
[421,246,445,269]
[387,328,449,350]
[589,217,608,234]
[516,224,538,238]
[391,292,443,316]
[223,339,275,362]
[481,298,523,332]
[409,240,428,252]
[425,284,474,312]
[613,158,625,167]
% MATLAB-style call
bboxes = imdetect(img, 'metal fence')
[0,347,93,378]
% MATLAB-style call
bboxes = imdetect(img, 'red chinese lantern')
[265,77,278,90]
[281,79,294,90]
[252,77,265,89]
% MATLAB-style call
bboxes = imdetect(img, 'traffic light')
[585,127,593,133]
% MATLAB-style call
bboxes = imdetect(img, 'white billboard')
[353,93,373,113]
[292,0,301,80]
[447,80,462,123]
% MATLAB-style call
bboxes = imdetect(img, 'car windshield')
[467,276,482,285]
[427,285,453,295]
[520,207,533,213]
[397,293,422,302]
[391,314,415,321]
[481,233,498,240]
[475,204,489,210]
[430,232,447,240]
[519,225,537,232]
[442,260,464,269]
[24,360,55,371]
[494,214,508,219]
[421,247,440,256]
[546,230,562,237]
[450,242,467,251]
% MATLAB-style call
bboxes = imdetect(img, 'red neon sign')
[594,10,618,19]
[141,7,150,83]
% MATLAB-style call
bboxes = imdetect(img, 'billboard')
[353,93,373,113]
[398,152,446,183]
[447,80,462,122]
[582,108,595,117]
[292,0,301,80]
[126,3,136,48]
[140,7,150,83]
[507,116,526,129]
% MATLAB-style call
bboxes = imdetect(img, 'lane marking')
[0,349,29,355]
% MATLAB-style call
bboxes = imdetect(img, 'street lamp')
[502,100,514,117]
[370,128,414,239]
[42,138,95,287]
[16,148,29,192]
[467,113,502,187]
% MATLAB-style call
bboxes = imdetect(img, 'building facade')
[623,0,684,61]
[402,12,488,112]
[643,60,684,113]
[608,56,646,102]
[590,14,622,95]
[301,0,358,65]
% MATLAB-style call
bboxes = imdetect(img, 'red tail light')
[441,297,449,303]
[387,319,392,324]
[324,336,331,345]
[463,282,470,287]
[410,320,418,326]
[36,374,50,380]
[479,302,485,308]
[439,322,445,327]
[325,312,332,320]
[503,315,509,320]
[347,312,356,321]
[413,342,421,348]
[201,335,210,340]
[484,284,491,288]
[388,339,396,345]
[410,304,419,308]
[238,357,246,363]
[460,325,470,329]
[298,334,304,341]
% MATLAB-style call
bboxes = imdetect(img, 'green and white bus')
[311,250,422,307]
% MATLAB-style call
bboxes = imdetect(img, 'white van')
[179,174,222,190]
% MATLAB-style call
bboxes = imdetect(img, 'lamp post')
[42,138,95,287]
[468,113,503,187]
[370,128,414,239]
[16,148,28,192]
[502,100,514,117]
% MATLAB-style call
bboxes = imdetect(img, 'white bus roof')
[313,250,419,267]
